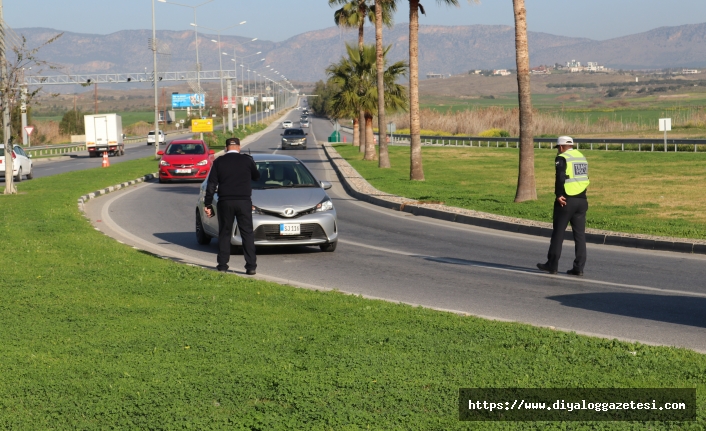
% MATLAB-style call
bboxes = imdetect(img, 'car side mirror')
[157,150,164,156]
[305,133,308,136]
[320,181,332,190]
[280,134,283,136]
[209,150,215,155]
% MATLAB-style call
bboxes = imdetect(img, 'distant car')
[300,119,310,128]
[0,144,33,182]
[147,130,165,145]
[281,128,308,150]
[282,120,293,129]
[157,140,215,183]
[195,153,337,252]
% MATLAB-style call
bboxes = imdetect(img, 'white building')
[683,69,700,74]
[493,69,511,76]
[426,72,445,79]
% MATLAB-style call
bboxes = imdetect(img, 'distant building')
[426,72,445,79]
[493,69,511,76]
[683,69,700,74]
[473,70,482,75]
[566,59,581,68]
[585,62,605,72]
[531,65,551,75]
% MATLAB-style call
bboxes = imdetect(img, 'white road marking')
[338,239,706,298]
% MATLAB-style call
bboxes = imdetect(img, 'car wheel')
[26,165,33,180]
[320,241,337,252]
[158,177,166,184]
[302,146,307,150]
[230,244,242,255]
[14,167,22,182]
[195,210,211,245]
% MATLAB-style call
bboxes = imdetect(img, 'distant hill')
[16,23,706,83]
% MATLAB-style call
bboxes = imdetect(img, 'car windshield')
[252,161,318,189]
[166,143,205,155]
[284,129,305,136]
[0,147,3,157]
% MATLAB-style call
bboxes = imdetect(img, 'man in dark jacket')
[204,137,260,274]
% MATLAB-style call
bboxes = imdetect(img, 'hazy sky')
[6,0,706,42]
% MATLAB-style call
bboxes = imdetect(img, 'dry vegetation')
[390,106,706,137]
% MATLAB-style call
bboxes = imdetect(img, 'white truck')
[84,114,124,157]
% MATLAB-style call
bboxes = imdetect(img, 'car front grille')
[254,223,327,242]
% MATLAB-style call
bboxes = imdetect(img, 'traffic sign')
[179,119,185,124]
[191,119,214,133]
[24,126,35,136]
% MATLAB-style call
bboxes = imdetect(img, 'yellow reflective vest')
[559,149,590,196]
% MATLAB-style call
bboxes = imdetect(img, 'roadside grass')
[335,145,706,239]
[1,159,705,428]
[203,125,268,151]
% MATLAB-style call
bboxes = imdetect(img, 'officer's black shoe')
[536,263,557,275]
[217,267,228,273]
[245,268,256,276]
[566,268,584,277]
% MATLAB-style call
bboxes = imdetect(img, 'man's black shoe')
[217,267,228,273]
[245,268,256,275]
[536,263,557,274]
[566,269,584,276]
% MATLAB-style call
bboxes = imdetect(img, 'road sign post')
[23,126,34,147]
[659,118,671,152]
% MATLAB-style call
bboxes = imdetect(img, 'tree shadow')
[547,292,706,329]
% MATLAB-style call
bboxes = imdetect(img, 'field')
[413,72,706,138]
[1,156,705,428]
[335,145,706,240]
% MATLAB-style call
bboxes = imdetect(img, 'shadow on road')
[421,256,541,274]
[547,292,706,328]
[154,231,325,256]
[151,184,202,195]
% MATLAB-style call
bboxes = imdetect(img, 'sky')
[6,0,706,43]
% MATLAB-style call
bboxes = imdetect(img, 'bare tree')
[512,0,537,202]
[1,30,62,194]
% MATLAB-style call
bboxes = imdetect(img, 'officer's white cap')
[557,136,574,146]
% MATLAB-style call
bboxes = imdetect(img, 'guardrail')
[339,126,706,153]
[21,131,188,157]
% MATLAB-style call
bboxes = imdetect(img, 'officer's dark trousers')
[217,199,257,271]
[547,197,588,272]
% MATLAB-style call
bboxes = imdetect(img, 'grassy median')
[0,159,704,429]
[335,145,706,239]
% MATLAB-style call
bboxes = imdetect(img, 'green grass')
[203,125,268,151]
[335,145,706,240]
[34,110,193,127]
[1,158,705,428]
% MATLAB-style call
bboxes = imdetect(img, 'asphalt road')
[82,103,706,352]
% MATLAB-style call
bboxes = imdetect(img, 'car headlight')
[196,159,208,166]
[282,139,288,143]
[252,205,265,215]
[160,160,170,166]
[315,198,334,212]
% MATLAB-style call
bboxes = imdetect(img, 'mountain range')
[16,22,706,83]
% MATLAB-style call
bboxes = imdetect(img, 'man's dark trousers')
[217,199,256,271]
[547,197,588,272]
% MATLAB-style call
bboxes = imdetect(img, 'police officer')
[204,137,260,275]
[537,136,590,276]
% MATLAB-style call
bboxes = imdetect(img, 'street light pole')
[151,0,160,160]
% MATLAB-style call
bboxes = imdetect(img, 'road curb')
[77,172,159,213]
[322,143,706,255]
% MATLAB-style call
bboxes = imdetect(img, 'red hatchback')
[158,140,215,183]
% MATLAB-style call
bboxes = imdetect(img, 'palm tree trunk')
[358,4,366,154]
[352,116,360,147]
[512,0,536,202]
[364,112,378,160]
[376,0,390,168]
[409,0,424,180]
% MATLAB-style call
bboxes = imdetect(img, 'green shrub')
[478,128,510,137]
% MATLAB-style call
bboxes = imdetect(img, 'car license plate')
[280,223,300,235]
[176,169,191,174]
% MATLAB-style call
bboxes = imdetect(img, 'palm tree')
[330,0,372,152]
[512,0,536,202]
[407,0,474,180]
[328,44,408,161]
[375,0,397,168]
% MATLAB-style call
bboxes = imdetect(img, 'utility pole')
[1,0,15,194]
[151,0,160,159]
[21,85,27,146]
[226,78,233,132]
[94,83,98,114]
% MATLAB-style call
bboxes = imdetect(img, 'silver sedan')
[195,154,338,252]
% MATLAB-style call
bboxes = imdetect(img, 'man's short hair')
[226,137,240,147]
